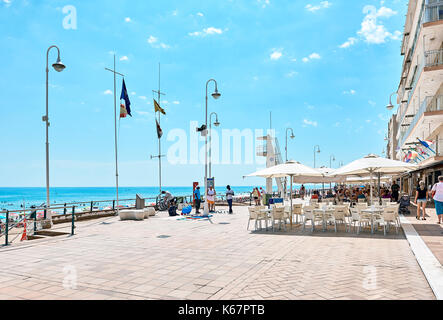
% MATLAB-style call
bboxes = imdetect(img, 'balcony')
[425,49,443,68]
[397,49,443,125]
[398,94,443,148]
[423,1,443,24]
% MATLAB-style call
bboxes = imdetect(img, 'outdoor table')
[361,207,384,234]
[313,207,335,232]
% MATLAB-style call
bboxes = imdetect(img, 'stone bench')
[119,210,145,221]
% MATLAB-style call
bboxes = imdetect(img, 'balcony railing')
[425,49,443,67]
[423,1,443,23]
[398,94,443,148]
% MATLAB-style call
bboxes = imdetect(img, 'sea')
[0,184,321,214]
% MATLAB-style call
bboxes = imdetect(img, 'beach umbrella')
[327,154,417,204]
[246,161,323,228]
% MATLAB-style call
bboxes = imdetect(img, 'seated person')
[357,192,366,200]
[311,191,319,200]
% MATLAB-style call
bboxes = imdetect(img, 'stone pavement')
[405,205,443,265]
[0,206,436,300]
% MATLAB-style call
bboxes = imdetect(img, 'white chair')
[247,207,268,231]
[349,208,372,234]
[271,207,287,232]
[302,206,315,232]
[358,198,366,204]
[381,198,391,206]
[373,207,400,236]
[292,204,303,224]
[356,203,368,211]
[331,206,349,233]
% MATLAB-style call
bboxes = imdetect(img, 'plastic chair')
[271,207,287,232]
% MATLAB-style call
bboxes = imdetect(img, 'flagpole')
[105,54,125,216]
[152,63,166,197]
[114,55,119,216]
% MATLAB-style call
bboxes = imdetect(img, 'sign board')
[207,178,215,189]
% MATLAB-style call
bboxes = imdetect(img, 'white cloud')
[189,27,224,37]
[173,101,180,105]
[358,5,400,44]
[139,96,147,100]
[339,37,358,48]
[197,12,204,17]
[125,17,131,23]
[303,119,318,127]
[305,1,332,12]
[286,71,298,78]
[120,56,129,61]
[270,49,283,60]
[3,0,12,7]
[343,89,356,95]
[131,92,136,96]
[368,100,376,106]
[258,0,270,8]
[147,35,170,49]
[103,90,113,95]
[302,52,321,62]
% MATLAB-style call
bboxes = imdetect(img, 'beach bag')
[168,206,178,217]
[182,206,192,215]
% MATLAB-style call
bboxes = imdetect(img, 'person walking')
[431,176,443,225]
[207,186,216,213]
[259,187,266,206]
[414,180,428,221]
[391,182,400,203]
[194,186,201,215]
[252,188,259,206]
[226,185,234,214]
[300,185,306,200]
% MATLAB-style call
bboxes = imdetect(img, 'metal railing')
[425,49,443,67]
[423,1,443,23]
[398,94,443,148]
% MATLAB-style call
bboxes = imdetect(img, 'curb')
[400,214,443,300]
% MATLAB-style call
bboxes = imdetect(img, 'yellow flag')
[154,99,166,115]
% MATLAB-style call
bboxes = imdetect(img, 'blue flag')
[418,138,436,154]
[120,79,132,118]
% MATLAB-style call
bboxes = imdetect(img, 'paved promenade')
[0,206,436,300]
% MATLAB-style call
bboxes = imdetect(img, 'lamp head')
[214,120,221,127]
[52,57,66,72]
[386,103,394,111]
[290,134,295,139]
[212,90,221,100]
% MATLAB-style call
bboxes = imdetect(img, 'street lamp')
[44,45,66,222]
[209,112,220,179]
[204,79,221,215]
[387,92,398,111]
[313,145,321,168]
[329,155,336,168]
[285,128,295,162]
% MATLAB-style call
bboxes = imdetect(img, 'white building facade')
[389,0,443,193]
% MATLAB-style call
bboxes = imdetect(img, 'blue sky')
[0,0,407,187]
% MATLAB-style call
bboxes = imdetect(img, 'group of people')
[413,176,443,224]
[193,185,235,215]
[251,187,266,206]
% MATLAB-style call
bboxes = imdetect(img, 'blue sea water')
[0,186,260,211]
[0,184,322,212]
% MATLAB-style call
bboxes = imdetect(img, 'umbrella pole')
[378,172,381,205]
[290,175,293,229]
[370,170,373,205]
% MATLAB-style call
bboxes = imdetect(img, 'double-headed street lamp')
[204,79,221,215]
[209,112,221,179]
[313,145,321,168]
[44,45,66,221]
[330,155,336,168]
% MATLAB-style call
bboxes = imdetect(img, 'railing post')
[44,208,47,220]
[5,211,9,246]
[63,203,67,216]
[112,200,115,212]
[90,201,94,214]
[71,206,75,236]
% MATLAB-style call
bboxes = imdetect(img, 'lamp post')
[204,79,221,215]
[313,145,321,168]
[44,45,66,222]
[387,92,398,110]
[284,128,295,198]
[209,112,220,180]
[329,155,335,191]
